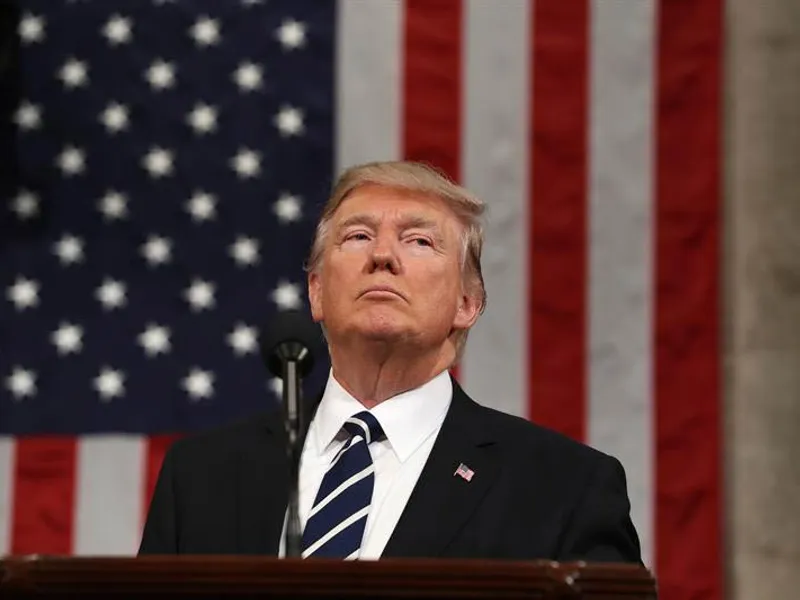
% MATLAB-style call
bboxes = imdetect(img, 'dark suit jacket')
[139,377,642,562]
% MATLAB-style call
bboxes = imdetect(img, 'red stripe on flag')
[528,0,589,441]
[403,0,464,379]
[142,435,182,527]
[403,0,463,181]
[11,437,77,555]
[655,0,723,598]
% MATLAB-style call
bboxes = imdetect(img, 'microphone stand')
[281,354,307,558]
[261,309,317,558]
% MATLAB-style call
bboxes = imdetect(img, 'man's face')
[308,184,479,352]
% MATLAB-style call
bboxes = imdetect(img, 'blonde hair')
[305,160,487,362]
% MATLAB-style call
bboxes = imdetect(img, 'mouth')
[359,286,405,300]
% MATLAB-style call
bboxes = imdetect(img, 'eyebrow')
[337,214,442,234]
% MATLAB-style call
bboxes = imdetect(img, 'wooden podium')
[0,556,656,598]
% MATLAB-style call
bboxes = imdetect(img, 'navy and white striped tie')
[301,411,385,559]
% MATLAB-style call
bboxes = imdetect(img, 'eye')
[410,237,433,247]
[344,231,370,242]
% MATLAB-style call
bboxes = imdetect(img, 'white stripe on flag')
[588,0,656,567]
[335,0,402,174]
[73,436,145,556]
[0,438,14,555]
[460,0,531,418]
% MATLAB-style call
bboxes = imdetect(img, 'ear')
[307,270,324,323]
[452,289,481,331]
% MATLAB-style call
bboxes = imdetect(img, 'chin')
[358,322,406,341]
[351,311,409,341]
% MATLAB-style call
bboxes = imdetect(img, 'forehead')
[334,184,457,224]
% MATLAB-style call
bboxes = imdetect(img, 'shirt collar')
[313,368,453,463]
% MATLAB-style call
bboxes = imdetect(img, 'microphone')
[260,309,322,558]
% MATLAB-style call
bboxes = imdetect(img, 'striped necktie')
[301,411,385,559]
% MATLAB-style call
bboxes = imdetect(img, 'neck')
[328,340,455,408]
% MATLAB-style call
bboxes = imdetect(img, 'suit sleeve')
[557,454,643,563]
[138,446,179,554]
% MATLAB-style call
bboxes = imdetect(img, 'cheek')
[326,252,361,280]
[418,264,461,297]
[321,268,354,304]
[322,275,340,302]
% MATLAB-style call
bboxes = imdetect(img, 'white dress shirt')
[279,368,452,559]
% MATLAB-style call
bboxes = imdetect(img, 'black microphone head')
[259,309,322,378]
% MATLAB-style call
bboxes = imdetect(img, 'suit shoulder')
[474,402,614,468]
[166,411,277,465]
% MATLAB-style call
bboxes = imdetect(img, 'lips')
[360,285,404,300]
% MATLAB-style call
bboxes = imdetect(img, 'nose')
[368,234,400,274]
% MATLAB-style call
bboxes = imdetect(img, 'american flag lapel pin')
[454,463,474,482]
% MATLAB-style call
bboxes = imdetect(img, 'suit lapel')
[233,379,499,557]
[235,392,321,555]
[382,379,499,557]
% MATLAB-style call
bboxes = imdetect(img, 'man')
[139,160,642,562]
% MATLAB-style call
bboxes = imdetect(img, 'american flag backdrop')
[0,1,723,599]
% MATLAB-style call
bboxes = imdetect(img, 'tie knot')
[342,411,385,445]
